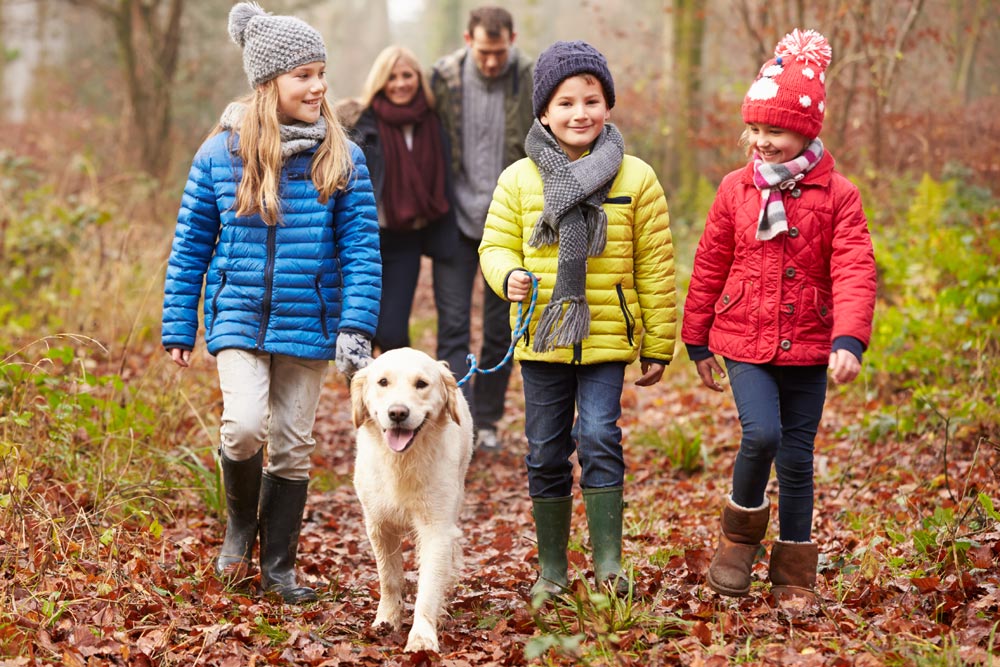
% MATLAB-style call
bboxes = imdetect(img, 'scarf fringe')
[532,298,591,353]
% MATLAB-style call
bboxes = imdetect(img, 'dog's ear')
[439,361,461,425]
[350,366,371,427]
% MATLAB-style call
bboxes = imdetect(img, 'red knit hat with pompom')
[742,29,832,139]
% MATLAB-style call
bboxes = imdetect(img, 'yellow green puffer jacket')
[479,154,676,365]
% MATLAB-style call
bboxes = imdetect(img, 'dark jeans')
[433,232,512,429]
[521,361,626,498]
[725,359,828,542]
[373,229,422,351]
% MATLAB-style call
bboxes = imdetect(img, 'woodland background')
[0,0,998,665]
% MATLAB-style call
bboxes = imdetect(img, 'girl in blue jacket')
[161,3,381,603]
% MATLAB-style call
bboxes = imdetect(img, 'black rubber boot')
[259,472,317,603]
[583,486,630,596]
[215,448,263,582]
[530,496,572,600]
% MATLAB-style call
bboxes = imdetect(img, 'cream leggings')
[216,349,328,480]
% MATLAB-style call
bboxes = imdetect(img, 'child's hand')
[506,270,532,302]
[168,348,191,368]
[695,356,726,392]
[828,349,861,384]
[635,361,664,387]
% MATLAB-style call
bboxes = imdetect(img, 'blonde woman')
[162,3,380,603]
[348,45,455,353]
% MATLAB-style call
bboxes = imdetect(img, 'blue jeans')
[521,361,626,498]
[725,360,828,542]
[433,232,512,429]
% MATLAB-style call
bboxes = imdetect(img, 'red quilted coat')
[682,151,876,365]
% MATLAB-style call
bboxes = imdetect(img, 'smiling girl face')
[275,62,327,124]
[746,122,809,163]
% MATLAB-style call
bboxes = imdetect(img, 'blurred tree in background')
[1,0,997,213]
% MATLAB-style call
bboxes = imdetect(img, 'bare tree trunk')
[849,0,924,169]
[953,0,987,104]
[64,0,184,179]
[664,0,705,222]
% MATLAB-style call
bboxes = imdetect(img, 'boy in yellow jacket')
[479,41,676,599]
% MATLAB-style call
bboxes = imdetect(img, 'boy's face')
[540,74,609,161]
[746,122,810,164]
[275,62,327,124]
[464,26,514,79]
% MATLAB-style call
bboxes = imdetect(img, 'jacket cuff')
[640,356,670,367]
[832,336,864,363]
[337,327,368,337]
[685,344,714,362]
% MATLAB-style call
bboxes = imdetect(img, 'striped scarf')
[753,138,824,241]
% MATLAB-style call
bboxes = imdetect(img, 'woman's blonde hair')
[217,79,354,226]
[359,45,435,108]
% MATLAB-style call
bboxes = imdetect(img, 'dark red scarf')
[371,89,450,230]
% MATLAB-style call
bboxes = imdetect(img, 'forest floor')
[4,262,999,666]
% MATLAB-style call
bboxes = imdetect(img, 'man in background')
[431,6,534,452]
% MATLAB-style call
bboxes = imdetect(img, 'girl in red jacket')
[682,29,876,602]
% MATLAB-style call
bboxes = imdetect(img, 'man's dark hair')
[467,6,514,38]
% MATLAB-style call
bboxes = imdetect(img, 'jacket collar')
[740,149,835,187]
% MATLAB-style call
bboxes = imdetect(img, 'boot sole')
[706,570,751,597]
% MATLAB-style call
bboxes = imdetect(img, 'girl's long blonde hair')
[359,45,435,108]
[219,79,354,226]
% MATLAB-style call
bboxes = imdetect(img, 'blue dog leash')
[457,272,539,388]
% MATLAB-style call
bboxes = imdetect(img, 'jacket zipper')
[616,284,636,346]
[256,225,277,348]
[209,270,227,335]
[314,273,329,338]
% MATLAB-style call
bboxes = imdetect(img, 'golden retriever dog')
[350,347,474,653]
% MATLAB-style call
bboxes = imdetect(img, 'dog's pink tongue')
[386,428,415,452]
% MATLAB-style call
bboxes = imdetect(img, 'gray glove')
[335,330,372,380]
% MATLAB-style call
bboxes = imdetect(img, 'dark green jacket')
[430,47,535,178]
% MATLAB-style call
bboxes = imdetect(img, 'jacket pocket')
[795,286,834,341]
[713,279,749,332]
[314,273,330,339]
[615,283,636,346]
[604,195,633,205]
[208,270,227,336]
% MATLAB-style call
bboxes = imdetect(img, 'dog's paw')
[373,605,403,631]
[404,630,439,653]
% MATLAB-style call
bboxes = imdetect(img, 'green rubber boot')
[583,486,629,596]
[530,496,572,599]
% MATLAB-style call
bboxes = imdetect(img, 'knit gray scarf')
[524,119,625,352]
[219,102,327,158]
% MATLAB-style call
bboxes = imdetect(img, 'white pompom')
[228,2,267,47]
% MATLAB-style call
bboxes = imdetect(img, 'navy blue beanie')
[532,40,615,118]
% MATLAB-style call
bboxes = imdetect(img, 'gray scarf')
[524,119,625,352]
[219,102,327,158]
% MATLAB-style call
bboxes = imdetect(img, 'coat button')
[788,227,800,238]
[820,305,828,316]
[780,339,792,350]
[722,294,730,304]
[785,304,795,314]
[785,267,796,278]
[791,189,802,198]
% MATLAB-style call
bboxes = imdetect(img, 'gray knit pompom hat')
[228,2,327,88]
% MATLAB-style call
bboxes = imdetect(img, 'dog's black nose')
[388,404,409,423]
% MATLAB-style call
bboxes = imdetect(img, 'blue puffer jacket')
[161,131,381,361]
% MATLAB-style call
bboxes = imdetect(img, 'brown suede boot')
[769,541,818,602]
[706,497,770,597]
